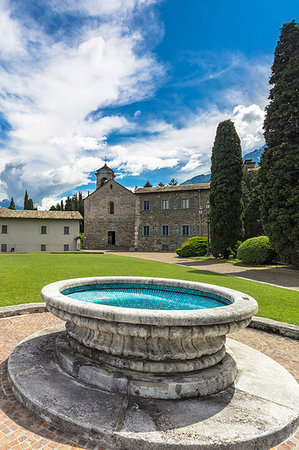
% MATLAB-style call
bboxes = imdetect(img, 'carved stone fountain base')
[7,325,299,450]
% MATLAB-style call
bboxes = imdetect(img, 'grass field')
[0,252,298,325]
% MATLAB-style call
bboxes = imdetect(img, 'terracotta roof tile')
[135,183,210,194]
[0,208,83,220]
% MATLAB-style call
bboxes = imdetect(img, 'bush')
[176,237,209,257]
[237,236,277,265]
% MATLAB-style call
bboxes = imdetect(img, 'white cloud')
[0,1,164,204]
[101,102,265,182]
[0,1,268,206]
[0,0,24,57]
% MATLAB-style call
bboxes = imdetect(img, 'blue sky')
[0,0,297,209]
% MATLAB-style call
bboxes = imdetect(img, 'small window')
[64,226,70,235]
[41,244,46,251]
[182,225,190,236]
[143,200,150,210]
[109,202,114,214]
[143,225,150,236]
[161,199,170,209]
[64,244,69,251]
[162,225,169,236]
[41,226,47,234]
[1,244,7,252]
[1,225,7,234]
[181,198,190,209]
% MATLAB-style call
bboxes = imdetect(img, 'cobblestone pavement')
[0,313,298,450]
[96,250,299,291]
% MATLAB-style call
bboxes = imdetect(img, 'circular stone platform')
[7,325,299,450]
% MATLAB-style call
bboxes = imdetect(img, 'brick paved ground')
[0,312,298,450]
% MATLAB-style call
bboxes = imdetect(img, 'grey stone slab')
[7,328,299,449]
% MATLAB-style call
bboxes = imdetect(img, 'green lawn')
[0,252,298,325]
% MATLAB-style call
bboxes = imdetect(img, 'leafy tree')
[168,178,178,186]
[210,120,243,258]
[8,197,16,210]
[158,182,165,187]
[49,205,57,211]
[143,181,152,187]
[259,21,299,266]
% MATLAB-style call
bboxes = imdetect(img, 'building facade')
[135,184,210,251]
[84,164,210,251]
[84,165,136,249]
[0,209,82,252]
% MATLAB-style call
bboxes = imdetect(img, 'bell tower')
[96,164,115,188]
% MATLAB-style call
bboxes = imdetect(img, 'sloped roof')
[0,208,83,220]
[136,183,210,194]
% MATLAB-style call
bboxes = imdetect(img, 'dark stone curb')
[1,302,298,340]
[249,316,299,340]
[0,303,47,318]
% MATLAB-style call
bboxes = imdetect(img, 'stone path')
[96,250,299,291]
[0,312,298,449]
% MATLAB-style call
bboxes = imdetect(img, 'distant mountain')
[180,173,211,185]
[242,145,265,163]
[180,145,265,185]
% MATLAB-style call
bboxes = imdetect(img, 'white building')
[0,209,82,252]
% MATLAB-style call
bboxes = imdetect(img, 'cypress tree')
[210,120,243,258]
[259,21,299,266]
[8,197,16,210]
[24,190,29,209]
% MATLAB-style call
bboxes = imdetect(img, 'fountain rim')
[41,276,258,326]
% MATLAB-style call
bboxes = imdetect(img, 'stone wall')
[84,180,136,249]
[135,187,210,251]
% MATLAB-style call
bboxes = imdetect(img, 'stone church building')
[84,165,210,251]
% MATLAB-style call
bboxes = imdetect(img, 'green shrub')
[237,236,277,265]
[176,237,209,257]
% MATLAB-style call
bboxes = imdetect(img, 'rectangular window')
[162,225,169,236]
[160,198,172,210]
[41,244,46,251]
[182,225,190,236]
[141,200,153,211]
[64,226,70,235]
[1,244,7,252]
[41,226,47,234]
[143,225,150,236]
[1,225,7,234]
[181,198,190,209]
[64,244,69,251]
[109,202,114,214]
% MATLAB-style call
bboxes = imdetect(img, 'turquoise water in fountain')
[62,283,231,310]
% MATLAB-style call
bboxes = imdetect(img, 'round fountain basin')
[61,282,232,310]
[41,276,258,399]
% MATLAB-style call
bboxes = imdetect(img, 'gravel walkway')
[96,250,299,291]
[0,312,298,449]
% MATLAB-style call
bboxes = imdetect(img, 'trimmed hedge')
[176,237,209,257]
[237,236,276,265]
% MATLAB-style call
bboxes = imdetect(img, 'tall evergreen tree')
[143,181,152,187]
[24,190,29,209]
[64,196,73,211]
[8,197,16,210]
[210,120,243,258]
[259,21,299,266]
[242,169,263,240]
[27,198,34,210]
